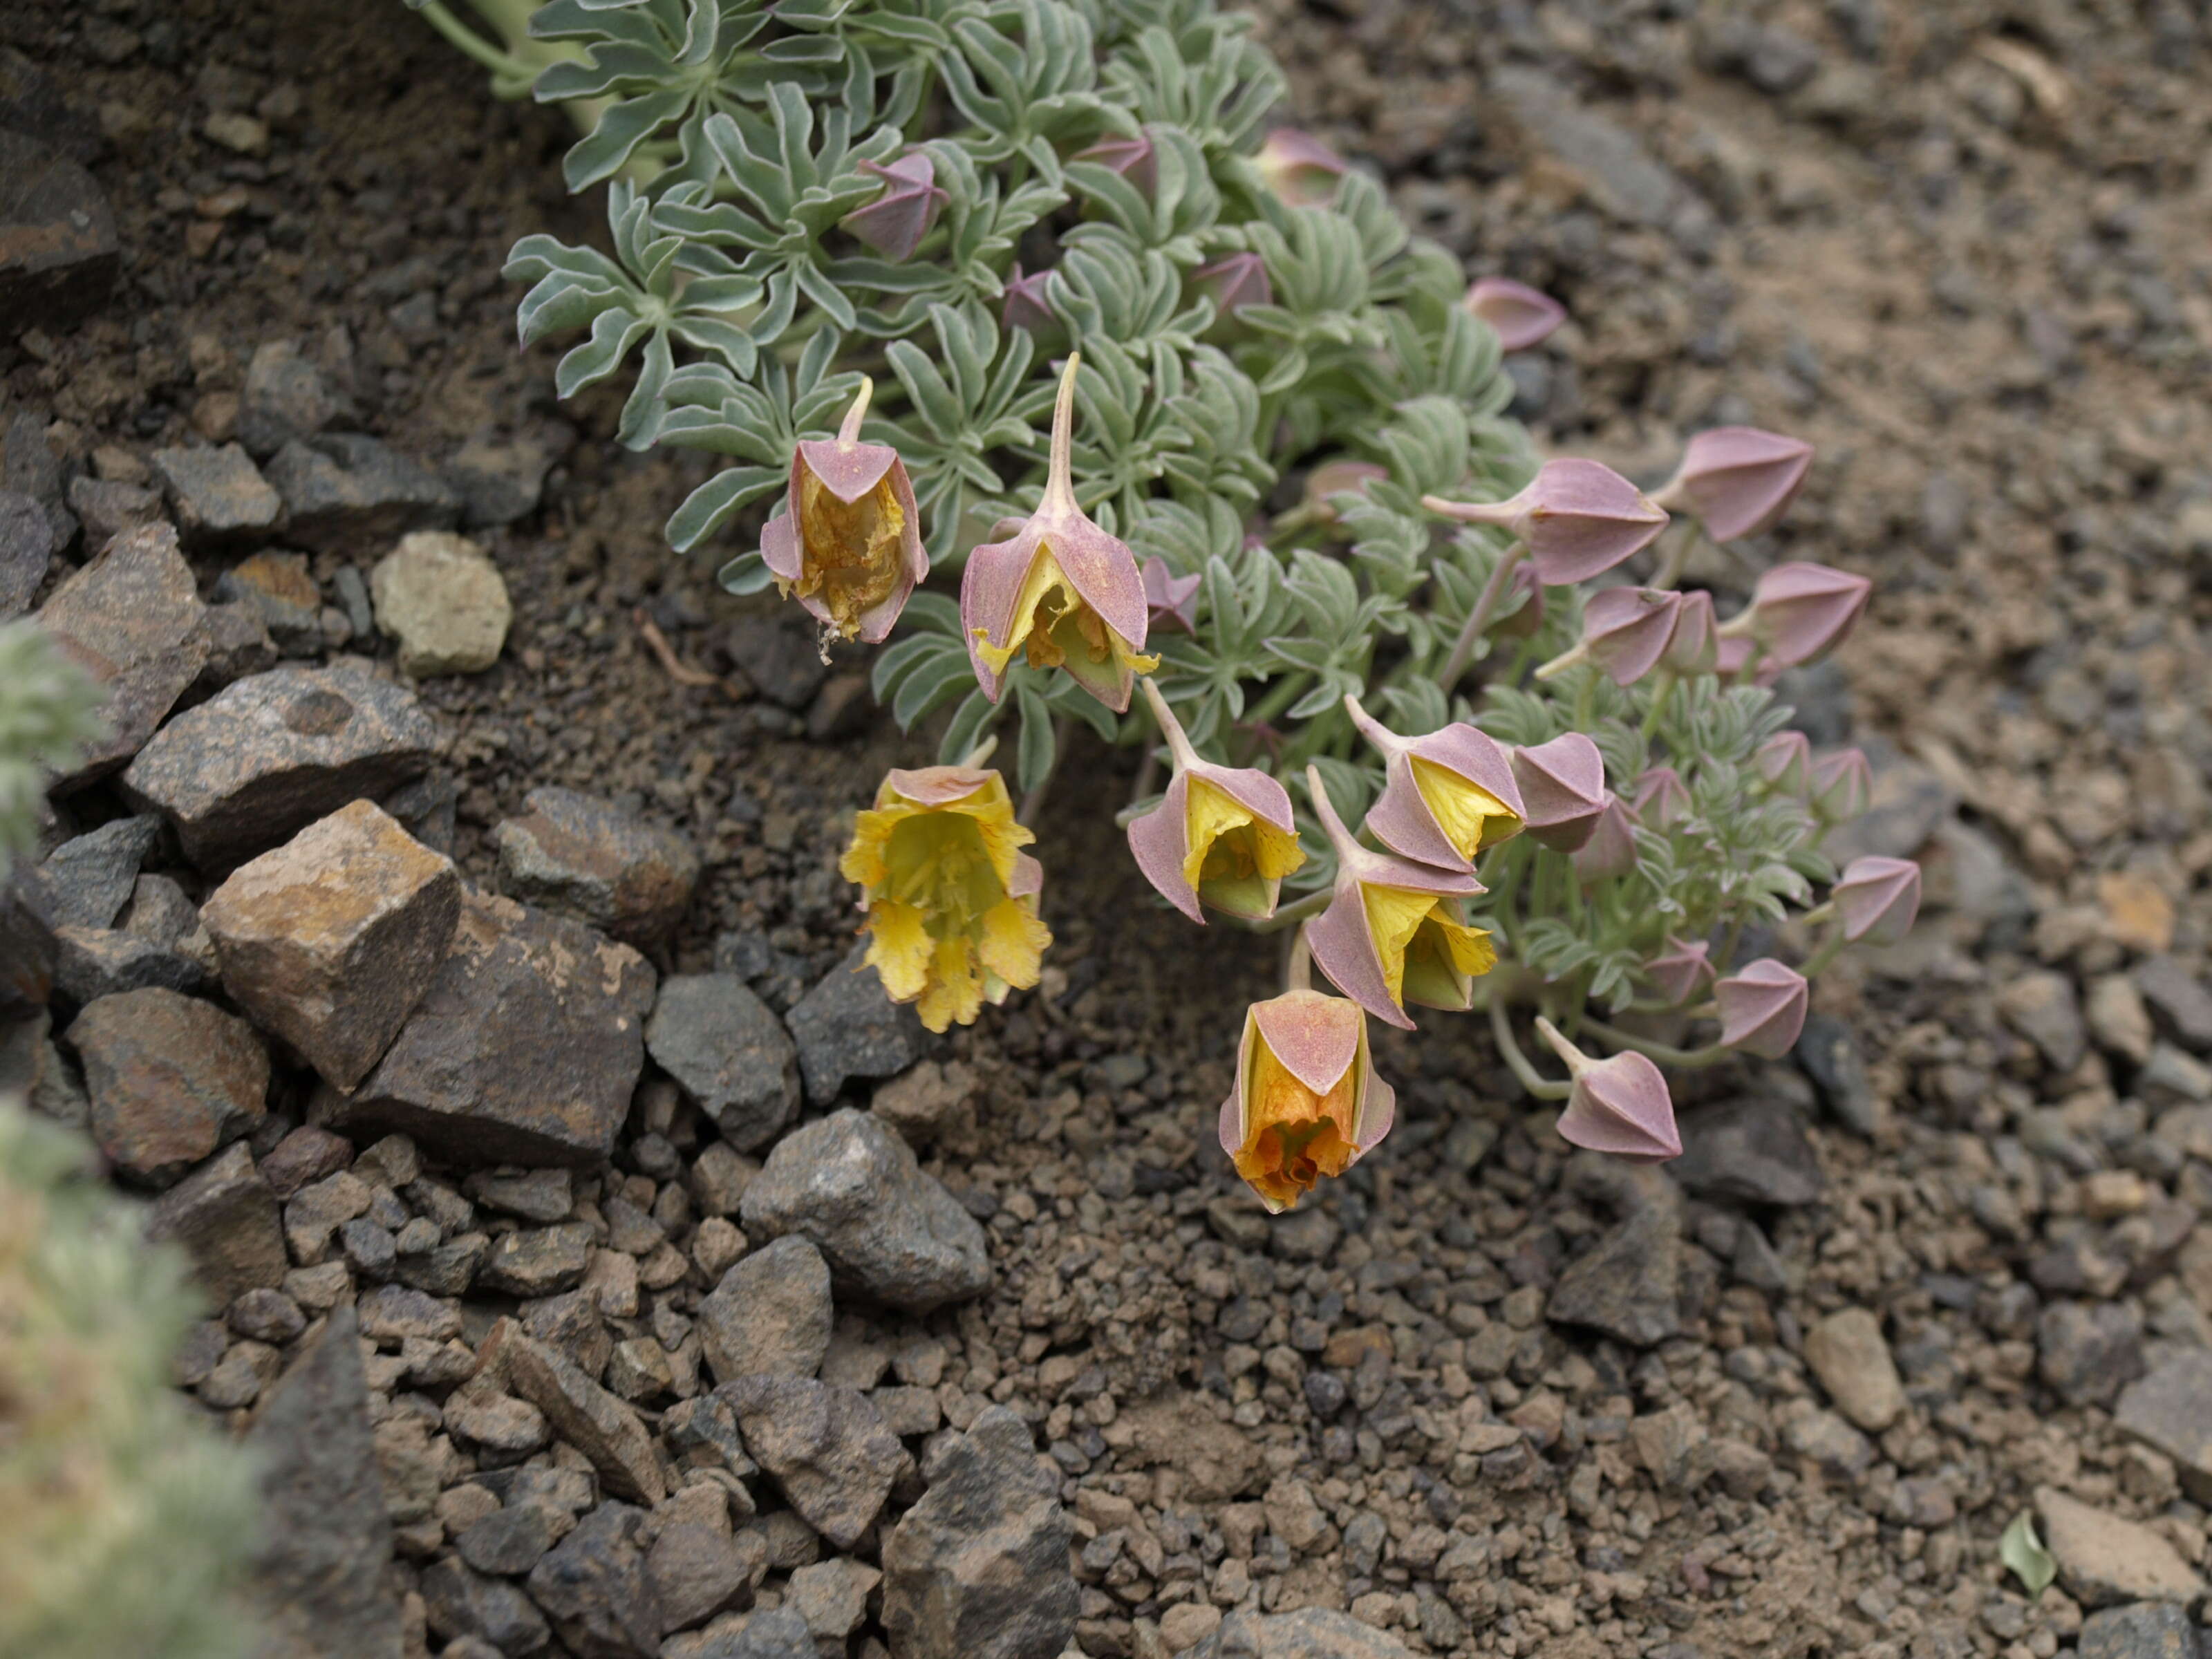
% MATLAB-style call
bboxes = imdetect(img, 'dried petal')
[1508,733,1607,852]
[1714,958,1809,1059]
[1657,427,1814,541]
[768,378,928,644]
[1463,277,1566,352]
[1423,460,1668,585]
[1833,856,1920,944]
[1218,990,1394,1212]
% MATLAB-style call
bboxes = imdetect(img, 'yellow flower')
[1219,989,1396,1213]
[1127,677,1305,923]
[1409,757,1517,861]
[841,766,1051,1033]
[1358,885,1497,1009]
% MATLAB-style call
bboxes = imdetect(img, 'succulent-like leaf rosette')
[1219,988,1395,1212]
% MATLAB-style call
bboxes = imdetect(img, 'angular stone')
[53,921,209,1002]
[447,432,553,528]
[741,1108,989,1311]
[1795,1013,1880,1136]
[454,1499,565,1577]
[2077,1605,2200,1659]
[646,975,798,1152]
[467,1167,574,1223]
[525,1501,664,1659]
[697,1235,832,1385]
[66,474,164,545]
[214,550,325,655]
[0,131,118,335]
[420,1556,551,1654]
[0,486,53,615]
[1671,1098,1824,1206]
[664,1607,814,1659]
[493,1325,668,1504]
[144,1140,288,1303]
[68,986,268,1185]
[247,1306,407,1659]
[357,1283,464,1344]
[35,521,207,784]
[32,812,161,928]
[238,339,355,458]
[718,1375,906,1549]
[1803,1308,1904,1432]
[785,1558,875,1652]
[2115,1353,2212,1503]
[1192,1609,1416,1659]
[647,1494,765,1633]
[2000,970,2088,1074]
[201,800,460,1089]
[265,433,460,556]
[2038,1300,2146,1407]
[785,942,928,1105]
[1546,1198,1682,1348]
[476,1224,594,1297]
[370,530,512,675]
[120,661,440,868]
[1493,68,1700,229]
[324,892,654,1168]
[2035,1487,2206,1607]
[191,598,281,693]
[147,443,282,545]
[0,874,58,1020]
[2,409,72,550]
[494,787,700,950]
[442,1389,550,1460]
[882,1406,1077,1659]
[2135,957,2212,1052]
[0,1009,87,1127]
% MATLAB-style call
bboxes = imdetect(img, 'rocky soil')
[6,1,2212,1659]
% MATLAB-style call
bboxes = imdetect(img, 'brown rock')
[202,800,460,1089]
[68,986,268,1185]
[717,1374,906,1550]
[144,1140,288,1303]
[494,787,700,948]
[147,443,283,546]
[1803,1308,1905,1432]
[0,131,118,334]
[2115,1352,2212,1504]
[2034,1486,2206,1607]
[491,1324,668,1505]
[697,1234,832,1385]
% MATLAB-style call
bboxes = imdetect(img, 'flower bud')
[1128,680,1304,924]
[1632,766,1690,828]
[1662,589,1718,675]
[1537,1020,1680,1162]
[1423,460,1669,586]
[1743,561,1871,666]
[760,377,928,644]
[1714,958,1809,1059]
[1076,129,1158,197]
[1655,427,1814,541]
[1140,556,1201,636]
[1196,252,1272,317]
[1809,747,1871,822]
[1463,277,1566,353]
[1755,730,1813,797]
[1571,587,1682,686]
[1833,856,1920,944]
[1219,989,1395,1212]
[1508,732,1606,852]
[1001,262,1058,336]
[1571,791,1640,883]
[1714,634,1761,678]
[1644,935,1714,1006]
[1255,128,1347,205]
[1345,697,1525,872]
[841,151,949,262]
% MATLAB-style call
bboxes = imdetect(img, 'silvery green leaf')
[716,548,776,593]
[671,465,784,552]
[556,308,650,397]
[937,685,1001,767]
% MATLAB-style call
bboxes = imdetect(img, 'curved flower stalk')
[1302,766,1494,1030]
[962,354,1156,712]
[1127,679,1304,924]
[1344,695,1524,871]
[1464,278,1566,353]
[1219,983,1395,1212]
[1833,856,1921,944]
[1535,1020,1682,1162]
[1653,427,1813,542]
[761,377,928,646]
[840,765,1051,1034]
[1508,733,1607,852]
[1714,958,1810,1058]
[1422,460,1669,585]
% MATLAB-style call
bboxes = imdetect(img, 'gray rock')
[2135,957,2212,1052]
[1,874,59,1020]
[742,1108,989,1311]
[494,1325,668,1504]
[2038,1300,2146,1407]
[66,474,164,545]
[357,1284,462,1344]
[191,599,281,693]
[455,1501,565,1577]
[666,1607,814,1659]
[32,813,161,928]
[1192,1608,1416,1659]
[0,486,53,615]
[147,443,281,545]
[784,1558,875,1652]
[882,1407,1076,1659]
[467,1168,574,1224]
[786,943,930,1105]
[118,871,200,944]
[2077,1604,2199,1659]
[717,1374,906,1549]
[646,975,799,1152]
[646,1498,766,1633]
[213,550,325,655]
[33,521,208,785]
[697,1235,832,1385]
[120,661,440,868]
[369,530,512,676]
[238,339,355,458]
[264,433,460,556]
[1795,1013,1880,1136]
[200,800,460,1089]
[476,1224,594,1297]
[1999,970,2088,1074]
[1782,1408,1874,1479]
[447,433,554,528]
[144,1140,288,1304]
[1546,1197,1683,1348]
[2035,1486,2206,1607]
[246,1306,406,1659]
[494,787,700,949]
[442,1389,550,1461]
[324,892,654,1168]
[1803,1308,1904,1432]
[2,408,73,549]
[525,1501,664,1659]
[1671,1098,1824,1206]
[1492,68,1701,230]
[0,1009,88,1127]
[52,922,209,1002]
[0,131,118,335]
[68,986,268,1186]
[2115,1353,2212,1502]
[725,618,826,711]
[422,1555,552,1654]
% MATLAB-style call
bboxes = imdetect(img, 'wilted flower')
[1255,128,1347,205]
[1809,747,1872,821]
[1463,277,1566,352]
[1423,460,1669,586]
[1833,856,1920,944]
[1302,766,1494,1030]
[1127,679,1304,923]
[1536,1019,1682,1163]
[963,353,1157,711]
[1755,729,1813,796]
[1662,589,1718,675]
[1730,562,1871,667]
[1508,732,1607,852]
[760,376,927,644]
[1196,252,1272,316]
[1076,129,1158,196]
[841,151,949,261]
[840,766,1051,1034]
[1140,556,1201,635]
[1345,695,1524,872]
[1644,935,1714,1005]
[1001,262,1058,335]
[1541,587,1681,686]
[1571,791,1640,883]
[1633,765,1690,827]
[1714,957,1809,1058]
[1654,427,1814,542]
[1219,989,1394,1212]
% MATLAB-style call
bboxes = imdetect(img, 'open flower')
[1714,958,1809,1058]
[1255,128,1347,205]
[760,377,928,645]
[1833,856,1920,944]
[839,766,1051,1034]
[1464,277,1567,352]
[1219,989,1394,1212]
[1302,766,1494,1030]
[1537,1020,1681,1163]
[1127,679,1304,923]
[1422,460,1669,585]
[1653,427,1813,542]
[1644,935,1714,1005]
[1508,733,1607,852]
[1726,562,1871,667]
[841,151,950,261]
[962,353,1157,711]
[1344,695,1524,872]
[1540,587,1682,686]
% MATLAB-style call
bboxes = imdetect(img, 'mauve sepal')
[1345,696,1526,872]
[1656,427,1814,542]
[841,151,950,262]
[1422,459,1669,585]
[1464,277,1566,352]
[1833,856,1920,944]
[1571,792,1640,883]
[1508,733,1607,852]
[1714,957,1809,1059]
[1743,562,1871,667]
[1810,747,1872,821]
[1644,935,1714,1006]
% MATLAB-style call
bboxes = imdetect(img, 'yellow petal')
[1412,756,1517,860]
[1360,883,1446,1006]
[1183,777,1255,891]
[865,900,932,1003]
[977,897,1050,990]
[974,544,1072,675]
[840,803,908,888]
[915,934,984,1033]
[1425,909,1496,977]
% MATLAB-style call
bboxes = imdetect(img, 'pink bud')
[1509,733,1606,852]
[1662,589,1718,675]
[1747,562,1871,667]
[1423,460,1669,586]
[1755,730,1812,796]
[841,152,949,262]
[1196,252,1272,316]
[1002,262,1058,335]
[1571,791,1640,883]
[1255,128,1347,205]
[1577,587,1682,686]
[1657,427,1814,541]
[1557,1048,1681,1163]
[1644,935,1714,1006]
[1833,856,1920,944]
[1492,560,1547,639]
[1141,556,1201,636]
[1809,748,1871,822]
[1464,277,1566,352]
[1632,766,1690,827]
[1076,130,1158,197]
[1715,958,1809,1059]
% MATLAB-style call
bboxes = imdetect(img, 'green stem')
[1437,544,1526,690]
[1576,1016,1736,1069]
[415,1,536,84]
[1491,1000,1571,1100]
[1572,668,1597,730]
[1639,671,1677,741]
[1243,888,1330,935]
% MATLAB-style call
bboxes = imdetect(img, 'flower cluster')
[441,0,1920,1211]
